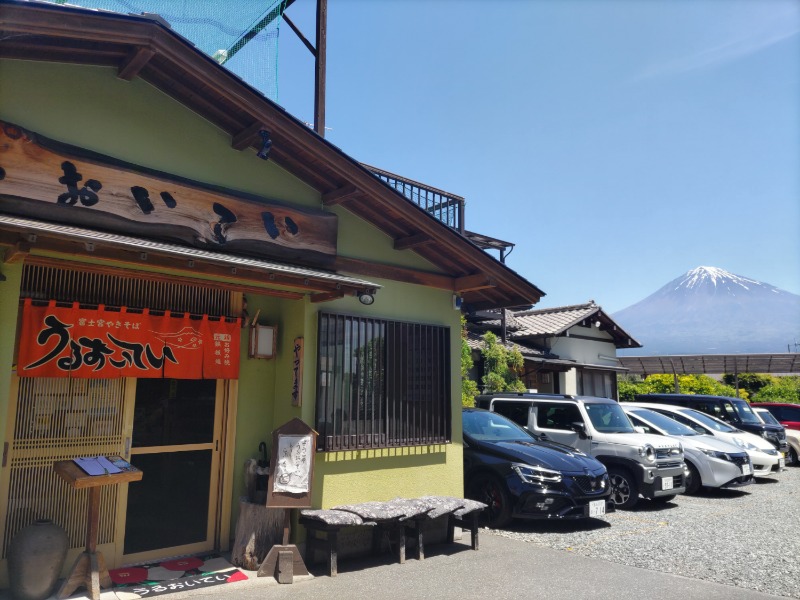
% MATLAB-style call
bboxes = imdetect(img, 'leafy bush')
[752,376,800,403]
[722,373,775,397]
[480,332,526,393]
[617,374,746,401]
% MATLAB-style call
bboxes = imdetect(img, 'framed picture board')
[266,418,317,509]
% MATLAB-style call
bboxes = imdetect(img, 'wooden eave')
[0,0,544,310]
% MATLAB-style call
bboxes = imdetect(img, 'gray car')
[622,405,753,494]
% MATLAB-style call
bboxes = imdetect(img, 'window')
[576,368,617,399]
[536,403,582,430]
[315,313,451,451]
[780,407,800,421]
[492,401,530,427]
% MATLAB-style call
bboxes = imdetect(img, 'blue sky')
[275,0,800,312]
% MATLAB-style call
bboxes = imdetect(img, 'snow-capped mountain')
[613,266,800,355]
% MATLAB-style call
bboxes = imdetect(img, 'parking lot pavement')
[11,470,795,600]
[105,472,797,600]
[492,466,800,599]
[129,532,785,600]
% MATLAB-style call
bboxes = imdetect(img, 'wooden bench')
[299,496,486,577]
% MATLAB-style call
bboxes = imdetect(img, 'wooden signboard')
[0,121,338,268]
[291,337,304,407]
[258,418,316,583]
[266,418,317,509]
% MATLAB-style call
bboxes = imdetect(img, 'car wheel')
[468,474,512,528]
[684,461,702,494]
[608,467,639,509]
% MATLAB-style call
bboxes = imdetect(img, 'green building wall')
[0,59,465,539]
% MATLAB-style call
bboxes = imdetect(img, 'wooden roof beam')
[393,233,433,251]
[310,291,345,303]
[335,256,454,289]
[455,273,496,293]
[118,46,155,81]
[232,121,267,151]
[322,184,360,206]
[3,241,30,264]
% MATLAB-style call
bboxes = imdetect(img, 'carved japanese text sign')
[18,299,240,379]
[0,121,338,268]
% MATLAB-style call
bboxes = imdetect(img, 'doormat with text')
[110,554,248,599]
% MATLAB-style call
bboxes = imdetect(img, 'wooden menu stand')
[256,418,316,584]
[53,459,143,600]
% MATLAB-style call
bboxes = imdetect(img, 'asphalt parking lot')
[491,465,800,599]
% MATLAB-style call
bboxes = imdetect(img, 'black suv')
[635,394,789,454]
[462,408,613,528]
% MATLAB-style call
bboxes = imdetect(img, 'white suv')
[475,394,686,509]
[628,403,784,476]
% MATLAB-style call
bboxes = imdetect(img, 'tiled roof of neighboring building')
[468,301,642,349]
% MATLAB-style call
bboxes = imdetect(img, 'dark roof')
[465,330,558,359]
[619,354,800,375]
[470,302,642,349]
[0,0,544,310]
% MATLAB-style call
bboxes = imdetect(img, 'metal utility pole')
[282,0,327,137]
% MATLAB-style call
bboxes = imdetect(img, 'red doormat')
[110,554,248,598]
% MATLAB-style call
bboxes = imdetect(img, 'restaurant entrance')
[121,378,223,563]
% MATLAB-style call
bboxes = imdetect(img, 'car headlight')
[732,437,759,452]
[512,464,563,484]
[638,445,656,463]
[700,448,731,461]
[763,448,779,456]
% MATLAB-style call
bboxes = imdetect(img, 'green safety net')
[47,0,285,101]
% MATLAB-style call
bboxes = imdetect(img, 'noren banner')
[17,299,240,379]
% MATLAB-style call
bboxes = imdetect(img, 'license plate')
[661,476,673,490]
[589,500,605,517]
[742,464,751,475]
[779,457,785,469]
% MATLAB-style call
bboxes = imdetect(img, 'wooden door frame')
[115,379,225,566]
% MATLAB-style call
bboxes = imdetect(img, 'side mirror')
[633,426,646,434]
[571,421,588,439]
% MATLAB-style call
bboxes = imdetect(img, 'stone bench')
[299,496,486,577]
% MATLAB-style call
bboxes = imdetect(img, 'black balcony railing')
[363,164,465,233]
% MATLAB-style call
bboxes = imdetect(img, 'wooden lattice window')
[0,261,234,558]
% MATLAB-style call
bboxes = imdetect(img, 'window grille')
[315,313,451,451]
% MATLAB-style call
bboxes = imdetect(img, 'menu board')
[274,435,312,494]
[266,418,317,508]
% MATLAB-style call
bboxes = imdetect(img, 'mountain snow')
[674,266,781,295]
[613,266,800,354]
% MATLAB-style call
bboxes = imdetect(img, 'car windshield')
[680,408,737,432]
[585,403,635,433]
[729,399,762,425]
[755,409,781,426]
[629,408,698,436]
[463,410,533,442]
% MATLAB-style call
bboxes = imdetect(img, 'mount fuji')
[613,266,800,355]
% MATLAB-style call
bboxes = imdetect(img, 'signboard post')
[257,418,317,583]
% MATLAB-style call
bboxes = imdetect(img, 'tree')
[461,318,479,406]
[480,331,526,394]
[722,373,774,397]
[752,376,800,403]
[616,374,746,400]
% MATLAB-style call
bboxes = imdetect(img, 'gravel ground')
[488,466,800,599]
